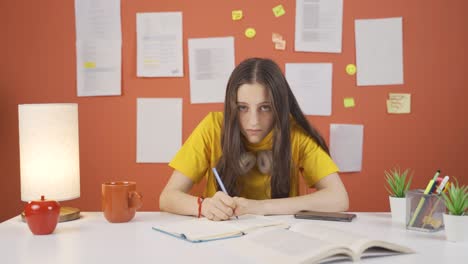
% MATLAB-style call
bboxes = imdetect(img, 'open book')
[152,214,289,243]
[227,222,414,263]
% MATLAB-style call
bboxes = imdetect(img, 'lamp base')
[58,206,81,222]
[22,206,80,222]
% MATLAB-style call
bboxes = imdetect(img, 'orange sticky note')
[272,5,286,18]
[232,10,243,21]
[274,39,286,50]
[272,32,283,42]
[344,98,355,108]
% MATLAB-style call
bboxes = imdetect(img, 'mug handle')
[128,191,143,209]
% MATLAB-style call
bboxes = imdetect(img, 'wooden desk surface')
[0,212,466,264]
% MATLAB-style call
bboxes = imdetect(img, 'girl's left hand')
[233,197,263,216]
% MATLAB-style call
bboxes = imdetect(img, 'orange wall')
[1,0,467,222]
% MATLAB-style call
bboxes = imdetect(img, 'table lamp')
[18,103,81,222]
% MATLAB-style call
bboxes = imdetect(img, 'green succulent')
[442,178,468,216]
[384,167,413,198]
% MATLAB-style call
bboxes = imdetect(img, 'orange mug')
[102,181,143,223]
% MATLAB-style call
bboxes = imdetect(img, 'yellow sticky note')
[232,10,243,21]
[274,39,286,50]
[245,28,256,39]
[84,62,96,69]
[344,98,355,108]
[272,5,286,18]
[346,64,356,75]
[387,93,411,114]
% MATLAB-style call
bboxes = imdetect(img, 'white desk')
[0,212,466,264]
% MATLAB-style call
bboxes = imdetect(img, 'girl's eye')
[260,105,272,112]
[237,105,248,112]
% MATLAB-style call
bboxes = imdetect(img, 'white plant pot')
[443,213,468,243]
[389,196,407,224]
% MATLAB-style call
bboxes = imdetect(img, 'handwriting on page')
[387,93,411,114]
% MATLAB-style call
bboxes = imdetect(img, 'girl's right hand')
[201,191,236,221]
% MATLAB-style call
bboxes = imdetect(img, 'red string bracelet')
[197,197,204,218]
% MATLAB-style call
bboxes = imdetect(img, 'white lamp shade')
[19,103,80,202]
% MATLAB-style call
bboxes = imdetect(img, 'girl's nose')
[248,110,259,126]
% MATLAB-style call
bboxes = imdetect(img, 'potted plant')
[385,167,413,224]
[442,178,467,242]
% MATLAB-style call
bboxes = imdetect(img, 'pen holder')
[406,189,446,232]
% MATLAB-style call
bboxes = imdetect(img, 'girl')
[160,58,349,221]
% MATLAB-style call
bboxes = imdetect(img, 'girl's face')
[237,82,274,144]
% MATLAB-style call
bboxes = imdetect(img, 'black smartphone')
[294,211,356,222]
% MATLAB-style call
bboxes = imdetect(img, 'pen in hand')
[212,167,239,219]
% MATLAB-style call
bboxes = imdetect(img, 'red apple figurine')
[24,195,60,235]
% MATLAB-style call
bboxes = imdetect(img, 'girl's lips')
[246,129,262,134]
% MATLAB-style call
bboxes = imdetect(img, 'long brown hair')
[216,58,329,198]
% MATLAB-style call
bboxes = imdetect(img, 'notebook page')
[153,215,287,240]
[228,214,288,232]
[153,218,241,240]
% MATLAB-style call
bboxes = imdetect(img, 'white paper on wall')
[295,0,343,53]
[330,124,364,172]
[75,0,122,97]
[188,37,235,103]
[137,12,183,77]
[355,17,404,86]
[285,63,333,116]
[137,98,182,163]
[76,40,121,97]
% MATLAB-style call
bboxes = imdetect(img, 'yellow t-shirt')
[169,112,339,199]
